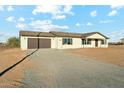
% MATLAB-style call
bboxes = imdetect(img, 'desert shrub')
[7,37,20,48]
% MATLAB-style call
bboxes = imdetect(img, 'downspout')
[37,32,41,49]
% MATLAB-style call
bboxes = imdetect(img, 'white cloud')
[86,22,93,26]
[90,10,97,17]
[63,5,74,15]
[0,5,4,11]
[108,10,118,16]
[16,23,27,29]
[29,20,69,31]
[52,15,66,19]
[99,20,114,24]
[0,32,5,36]
[6,16,25,23]
[6,16,15,22]
[30,17,34,20]
[32,5,60,15]
[7,6,14,11]
[18,17,25,22]
[0,6,14,12]
[32,5,73,19]
[110,5,124,10]
[75,22,80,27]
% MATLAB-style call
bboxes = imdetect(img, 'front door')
[95,39,98,47]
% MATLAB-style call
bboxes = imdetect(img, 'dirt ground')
[66,45,124,67]
[0,48,33,88]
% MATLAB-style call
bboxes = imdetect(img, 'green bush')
[7,37,20,48]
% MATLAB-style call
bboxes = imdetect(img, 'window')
[82,39,91,45]
[101,40,106,44]
[87,39,91,44]
[82,39,86,45]
[63,38,72,45]
[101,40,104,44]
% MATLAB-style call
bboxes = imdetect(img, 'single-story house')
[20,30,109,50]
[121,38,124,44]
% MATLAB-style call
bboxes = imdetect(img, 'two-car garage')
[28,38,51,49]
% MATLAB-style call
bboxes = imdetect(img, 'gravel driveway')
[21,49,124,88]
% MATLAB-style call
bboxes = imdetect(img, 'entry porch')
[82,38,108,48]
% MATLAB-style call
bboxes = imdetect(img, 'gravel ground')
[21,49,124,88]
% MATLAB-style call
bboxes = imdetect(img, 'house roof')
[20,30,109,39]
[20,31,55,37]
[50,31,83,38]
[82,32,109,39]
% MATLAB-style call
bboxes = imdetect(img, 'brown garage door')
[28,38,38,49]
[28,38,51,49]
[39,39,51,48]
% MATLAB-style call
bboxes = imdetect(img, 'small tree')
[7,37,20,48]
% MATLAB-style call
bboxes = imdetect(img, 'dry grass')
[0,48,32,88]
[66,45,124,67]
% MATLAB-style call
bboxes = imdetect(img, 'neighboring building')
[121,38,124,44]
[20,31,109,50]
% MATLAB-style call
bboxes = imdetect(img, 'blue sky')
[0,5,124,42]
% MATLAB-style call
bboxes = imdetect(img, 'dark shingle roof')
[20,30,55,37]
[49,31,83,38]
[20,30,109,39]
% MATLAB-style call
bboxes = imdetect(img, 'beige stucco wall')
[56,37,105,49]
[20,36,28,50]
[87,33,106,39]
[100,39,108,48]
[58,37,82,49]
